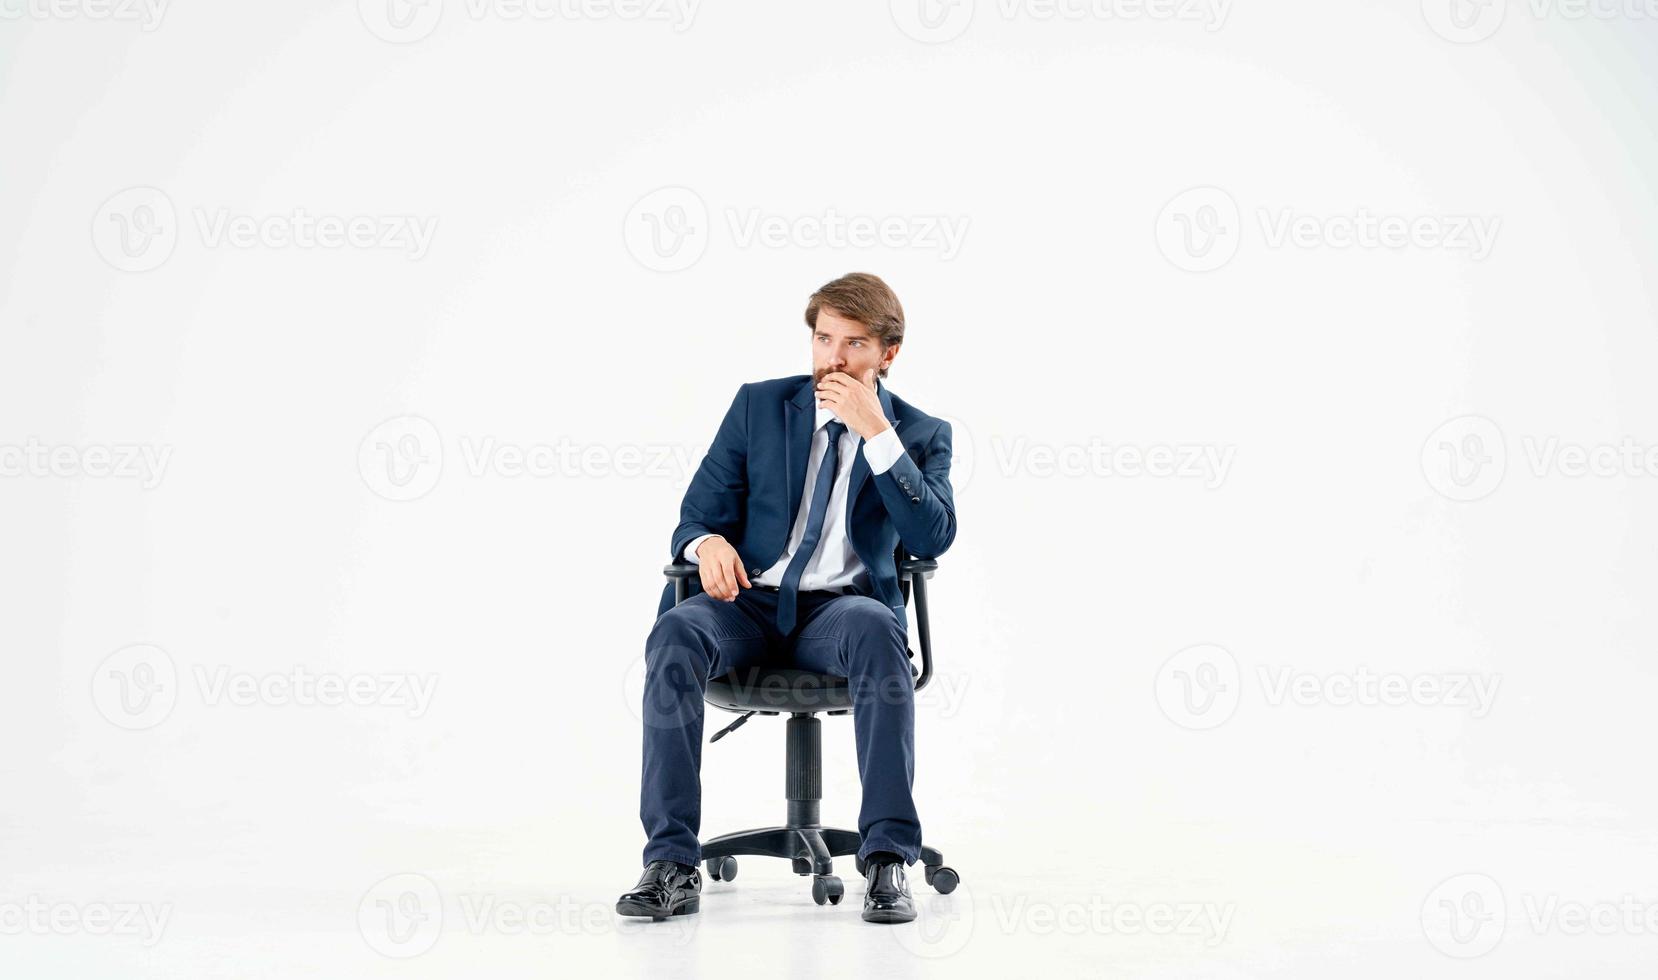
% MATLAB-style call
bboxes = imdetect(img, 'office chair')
[660,545,961,907]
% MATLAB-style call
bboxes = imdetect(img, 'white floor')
[6,799,1656,978]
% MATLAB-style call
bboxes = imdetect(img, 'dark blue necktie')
[776,420,846,636]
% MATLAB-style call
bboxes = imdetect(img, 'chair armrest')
[664,560,698,605]
[896,555,940,693]
[897,558,938,580]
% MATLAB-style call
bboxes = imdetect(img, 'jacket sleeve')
[870,418,956,560]
[669,384,750,561]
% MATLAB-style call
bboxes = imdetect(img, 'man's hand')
[695,535,750,601]
[816,367,889,440]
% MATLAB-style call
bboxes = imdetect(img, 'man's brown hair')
[804,272,905,378]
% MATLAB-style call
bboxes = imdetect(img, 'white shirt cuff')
[682,534,715,564]
[862,426,905,475]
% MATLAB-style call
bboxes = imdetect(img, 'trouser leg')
[638,592,769,867]
[790,596,923,865]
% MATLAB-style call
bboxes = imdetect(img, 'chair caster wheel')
[925,865,959,894]
[706,856,737,882]
[811,875,844,906]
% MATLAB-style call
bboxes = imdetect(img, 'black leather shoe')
[616,860,701,919]
[861,859,917,924]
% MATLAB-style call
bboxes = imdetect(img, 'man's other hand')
[695,536,750,601]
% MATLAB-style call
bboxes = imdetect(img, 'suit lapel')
[784,378,817,529]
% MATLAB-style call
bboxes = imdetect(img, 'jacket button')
[911,496,921,503]
[750,568,762,575]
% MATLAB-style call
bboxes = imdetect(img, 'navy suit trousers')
[639,586,922,868]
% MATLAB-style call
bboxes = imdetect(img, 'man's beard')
[813,366,880,384]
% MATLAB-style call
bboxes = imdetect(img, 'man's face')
[811,308,897,387]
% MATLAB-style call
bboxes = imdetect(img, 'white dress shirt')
[683,406,905,593]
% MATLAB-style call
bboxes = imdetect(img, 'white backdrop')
[3,0,1658,976]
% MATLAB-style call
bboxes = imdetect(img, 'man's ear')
[881,342,901,374]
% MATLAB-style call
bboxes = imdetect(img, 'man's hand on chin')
[816,367,889,439]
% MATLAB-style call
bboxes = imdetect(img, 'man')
[617,272,956,925]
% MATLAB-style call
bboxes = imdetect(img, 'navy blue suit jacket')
[658,374,956,630]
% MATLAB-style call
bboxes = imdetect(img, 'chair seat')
[705,667,853,713]
[705,653,921,714]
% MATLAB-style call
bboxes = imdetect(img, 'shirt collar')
[815,405,855,437]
